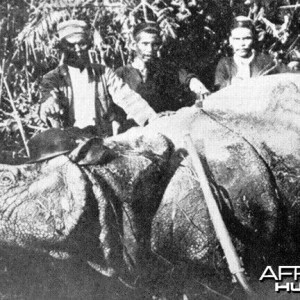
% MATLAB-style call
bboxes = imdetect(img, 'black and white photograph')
[0,0,300,299]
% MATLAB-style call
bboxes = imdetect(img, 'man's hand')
[156,110,176,118]
[146,110,176,125]
[189,78,210,99]
[40,91,64,124]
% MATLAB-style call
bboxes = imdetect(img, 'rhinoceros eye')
[0,171,16,186]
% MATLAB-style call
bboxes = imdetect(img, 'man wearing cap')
[115,22,209,130]
[39,20,158,136]
[214,16,286,91]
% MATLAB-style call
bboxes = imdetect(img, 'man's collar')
[132,57,162,72]
[61,63,98,82]
[132,57,146,71]
[59,54,90,72]
[67,63,88,72]
[234,49,256,65]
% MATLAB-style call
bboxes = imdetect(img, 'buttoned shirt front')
[232,50,256,84]
[40,63,157,136]
[68,66,96,128]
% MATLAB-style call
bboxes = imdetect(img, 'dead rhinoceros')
[111,73,300,296]
[0,122,282,298]
[142,73,300,277]
[2,72,299,298]
[0,129,174,297]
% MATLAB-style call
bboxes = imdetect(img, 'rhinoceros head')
[0,130,173,268]
[0,155,89,250]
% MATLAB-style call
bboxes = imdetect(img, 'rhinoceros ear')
[68,137,116,165]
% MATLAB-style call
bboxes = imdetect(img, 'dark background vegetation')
[0,0,299,159]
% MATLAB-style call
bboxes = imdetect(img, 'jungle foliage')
[0,0,299,158]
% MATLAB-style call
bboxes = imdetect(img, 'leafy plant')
[0,0,299,160]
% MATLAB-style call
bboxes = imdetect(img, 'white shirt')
[68,66,96,128]
[233,50,255,84]
[132,57,148,82]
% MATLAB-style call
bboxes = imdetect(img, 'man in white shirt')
[39,20,158,136]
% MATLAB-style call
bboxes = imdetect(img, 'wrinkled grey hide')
[1,73,299,297]
[108,110,285,288]
[0,132,172,280]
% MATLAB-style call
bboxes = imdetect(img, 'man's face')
[230,27,254,58]
[134,32,162,64]
[60,34,91,68]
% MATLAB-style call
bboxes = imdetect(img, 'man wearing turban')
[39,20,158,136]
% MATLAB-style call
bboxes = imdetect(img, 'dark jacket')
[214,52,286,90]
[115,61,196,113]
[40,64,157,136]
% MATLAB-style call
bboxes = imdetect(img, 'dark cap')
[27,128,77,163]
[231,16,255,32]
[133,22,161,40]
